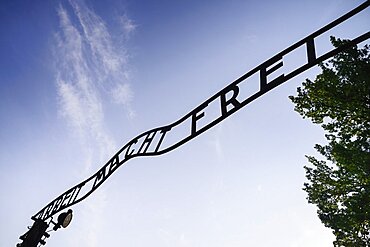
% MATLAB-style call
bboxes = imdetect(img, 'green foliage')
[289,37,370,246]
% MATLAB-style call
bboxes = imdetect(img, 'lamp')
[52,209,73,231]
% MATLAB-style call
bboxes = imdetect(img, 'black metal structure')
[17,219,49,247]
[18,1,369,246]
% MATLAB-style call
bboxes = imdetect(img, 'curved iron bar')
[33,1,369,221]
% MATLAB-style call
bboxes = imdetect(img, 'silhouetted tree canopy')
[290,37,370,246]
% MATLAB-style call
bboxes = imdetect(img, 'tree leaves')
[290,37,370,246]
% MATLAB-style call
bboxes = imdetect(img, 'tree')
[289,37,370,246]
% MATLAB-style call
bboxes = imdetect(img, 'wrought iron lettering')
[220,84,242,116]
[32,1,370,221]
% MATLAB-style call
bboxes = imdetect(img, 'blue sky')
[0,0,369,246]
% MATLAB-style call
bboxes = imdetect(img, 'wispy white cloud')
[112,83,135,118]
[54,0,135,245]
[68,0,135,115]
[119,14,137,39]
[69,0,123,74]
[55,0,135,165]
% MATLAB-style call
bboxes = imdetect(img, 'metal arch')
[32,1,369,221]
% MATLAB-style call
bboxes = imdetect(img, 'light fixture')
[53,209,73,231]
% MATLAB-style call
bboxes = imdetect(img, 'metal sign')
[32,1,369,221]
